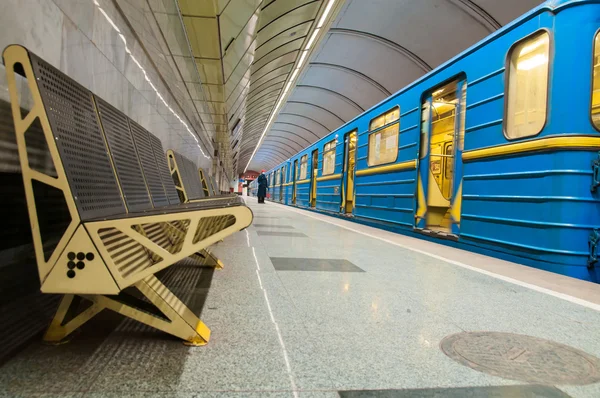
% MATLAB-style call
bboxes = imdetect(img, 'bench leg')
[84,275,211,346]
[43,294,106,344]
[44,276,211,346]
[191,248,224,269]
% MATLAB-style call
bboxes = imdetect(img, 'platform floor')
[1,196,600,397]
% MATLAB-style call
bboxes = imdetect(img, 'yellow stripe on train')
[462,136,600,161]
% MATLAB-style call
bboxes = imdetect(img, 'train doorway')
[416,79,466,236]
[292,159,298,204]
[342,130,357,214]
[310,149,318,207]
[279,166,284,202]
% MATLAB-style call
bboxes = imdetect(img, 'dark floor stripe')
[257,231,307,237]
[271,257,365,272]
[338,385,571,398]
[253,224,294,228]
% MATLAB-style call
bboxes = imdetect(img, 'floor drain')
[441,332,600,385]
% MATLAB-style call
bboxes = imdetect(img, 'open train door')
[310,149,318,207]
[341,129,357,214]
[279,166,284,202]
[416,78,466,237]
[292,159,298,204]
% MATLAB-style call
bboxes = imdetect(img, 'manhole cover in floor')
[440,332,600,385]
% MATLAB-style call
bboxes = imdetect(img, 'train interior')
[293,158,298,204]
[420,79,463,234]
[343,130,357,214]
[594,33,599,127]
[310,149,318,207]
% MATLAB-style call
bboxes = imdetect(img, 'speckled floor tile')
[3,196,600,398]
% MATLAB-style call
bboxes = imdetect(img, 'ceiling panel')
[300,65,388,109]
[219,0,262,50]
[151,0,545,174]
[289,85,361,121]
[183,17,220,59]
[254,22,311,61]
[314,31,427,93]
[281,102,345,130]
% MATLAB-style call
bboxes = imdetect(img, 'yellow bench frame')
[4,45,253,345]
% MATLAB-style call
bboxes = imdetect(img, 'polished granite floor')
[1,196,600,397]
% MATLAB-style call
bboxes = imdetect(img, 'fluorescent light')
[305,28,320,50]
[289,68,299,82]
[297,51,308,68]
[94,0,209,159]
[245,5,332,172]
[317,0,335,28]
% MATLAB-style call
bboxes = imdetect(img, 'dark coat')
[257,173,268,197]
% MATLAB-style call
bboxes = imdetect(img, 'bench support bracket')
[44,275,211,346]
[192,249,224,269]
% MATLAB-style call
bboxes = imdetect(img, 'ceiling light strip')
[244,0,337,171]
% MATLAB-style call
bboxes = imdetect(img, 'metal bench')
[198,167,212,196]
[167,149,236,202]
[3,44,253,345]
[98,98,232,270]
[209,175,220,195]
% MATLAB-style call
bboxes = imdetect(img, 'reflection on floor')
[1,196,600,397]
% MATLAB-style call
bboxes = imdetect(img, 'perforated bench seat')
[87,197,245,221]
[3,44,253,346]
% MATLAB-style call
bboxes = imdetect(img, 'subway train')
[249,0,600,282]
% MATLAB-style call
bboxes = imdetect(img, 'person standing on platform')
[257,170,268,203]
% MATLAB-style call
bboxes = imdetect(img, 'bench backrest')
[198,168,210,196]
[210,175,219,195]
[198,168,213,196]
[148,134,180,205]
[180,154,205,200]
[28,49,184,217]
[95,97,153,213]
[128,120,171,208]
[168,150,206,201]
[30,52,126,220]
[96,97,182,210]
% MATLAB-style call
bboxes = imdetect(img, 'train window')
[323,139,336,175]
[300,154,308,179]
[593,32,600,130]
[276,169,281,185]
[505,31,550,139]
[368,107,400,166]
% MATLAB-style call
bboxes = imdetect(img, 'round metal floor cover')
[440,332,600,385]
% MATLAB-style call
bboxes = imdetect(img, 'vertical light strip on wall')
[93,0,209,159]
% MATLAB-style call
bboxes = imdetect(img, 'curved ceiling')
[247,0,545,172]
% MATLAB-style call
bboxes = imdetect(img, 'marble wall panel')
[0,0,213,170]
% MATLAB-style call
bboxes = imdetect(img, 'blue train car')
[282,161,293,204]
[261,0,600,282]
[292,147,314,208]
[249,179,257,197]
[266,171,274,201]
[314,133,344,213]
[272,168,281,203]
